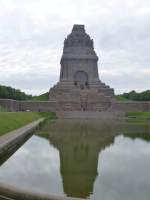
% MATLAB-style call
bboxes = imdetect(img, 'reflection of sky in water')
[0,134,150,200]
[0,135,64,196]
[91,135,150,200]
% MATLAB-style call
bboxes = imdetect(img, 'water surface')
[0,119,150,200]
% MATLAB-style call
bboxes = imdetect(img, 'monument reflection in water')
[0,119,150,200]
[46,120,116,198]
[38,119,150,199]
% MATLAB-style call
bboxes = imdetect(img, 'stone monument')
[49,24,115,111]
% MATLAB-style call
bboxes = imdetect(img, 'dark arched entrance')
[74,71,89,89]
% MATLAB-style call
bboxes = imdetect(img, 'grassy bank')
[0,112,55,136]
[32,92,49,101]
[126,112,150,124]
[0,106,7,112]
[126,112,150,118]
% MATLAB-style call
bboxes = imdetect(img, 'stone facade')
[49,24,115,111]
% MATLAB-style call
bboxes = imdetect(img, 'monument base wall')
[0,99,56,112]
[109,101,150,112]
[0,99,149,113]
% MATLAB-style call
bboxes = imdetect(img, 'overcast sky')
[0,0,150,95]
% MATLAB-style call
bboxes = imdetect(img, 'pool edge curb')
[0,118,44,160]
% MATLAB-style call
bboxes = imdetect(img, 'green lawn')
[32,92,49,101]
[0,106,8,112]
[126,112,150,118]
[0,112,55,136]
[126,112,150,125]
[116,95,128,101]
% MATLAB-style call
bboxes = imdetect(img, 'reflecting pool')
[0,119,150,200]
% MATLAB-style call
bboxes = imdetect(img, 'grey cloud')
[0,0,149,94]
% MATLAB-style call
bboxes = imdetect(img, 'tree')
[0,85,32,100]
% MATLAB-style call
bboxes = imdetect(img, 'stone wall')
[0,99,149,113]
[109,101,150,112]
[19,101,56,112]
[0,99,19,111]
[0,99,56,112]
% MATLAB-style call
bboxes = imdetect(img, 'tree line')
[0,85,150,101]
[117,90,150,101]
[0,85,32,100]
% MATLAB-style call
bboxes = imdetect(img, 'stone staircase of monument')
[49,84,114,112]
[78,89,112,111]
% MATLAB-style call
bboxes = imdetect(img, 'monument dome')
[49,24,115,111]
